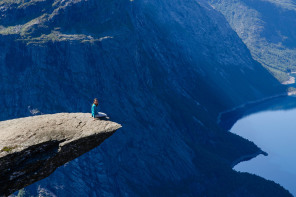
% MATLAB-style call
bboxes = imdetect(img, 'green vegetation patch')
[1,145,18,152]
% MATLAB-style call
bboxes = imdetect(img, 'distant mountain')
[208,0,296,82]
[0,0,290,196]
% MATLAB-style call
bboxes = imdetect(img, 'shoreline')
[218,92,284,169]
[217,92,287,125]
[231,150,268,168]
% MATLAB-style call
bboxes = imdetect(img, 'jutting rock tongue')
[0,113,121,196]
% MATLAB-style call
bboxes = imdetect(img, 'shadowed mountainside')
[0,0,291,196]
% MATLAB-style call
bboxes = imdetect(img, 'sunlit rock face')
[0,0,290,196]
[0,113,121,196]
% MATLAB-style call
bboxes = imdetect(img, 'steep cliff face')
[0,113,121,196]
[208,0,296,82]
[0,0,289,196]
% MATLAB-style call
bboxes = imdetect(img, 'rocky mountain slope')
[0,113,121,196]
[208,0,296,82]
[0,0,290,196]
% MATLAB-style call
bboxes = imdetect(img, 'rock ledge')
[0,113,121,196]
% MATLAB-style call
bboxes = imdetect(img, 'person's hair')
[93,98,98,104]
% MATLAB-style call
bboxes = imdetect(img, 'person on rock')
[91,98,107,120]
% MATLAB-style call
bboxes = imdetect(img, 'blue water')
[230,97,296,196]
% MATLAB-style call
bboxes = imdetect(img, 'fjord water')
[229,96,296,196]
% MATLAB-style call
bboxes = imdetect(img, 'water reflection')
[222,96,296,196]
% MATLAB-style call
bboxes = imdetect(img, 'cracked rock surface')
[0,113,121,196]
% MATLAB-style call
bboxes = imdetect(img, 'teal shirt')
[91,104,100,117]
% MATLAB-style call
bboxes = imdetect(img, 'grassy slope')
[209,0,296,82]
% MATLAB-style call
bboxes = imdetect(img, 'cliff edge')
[0,113,121,196]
